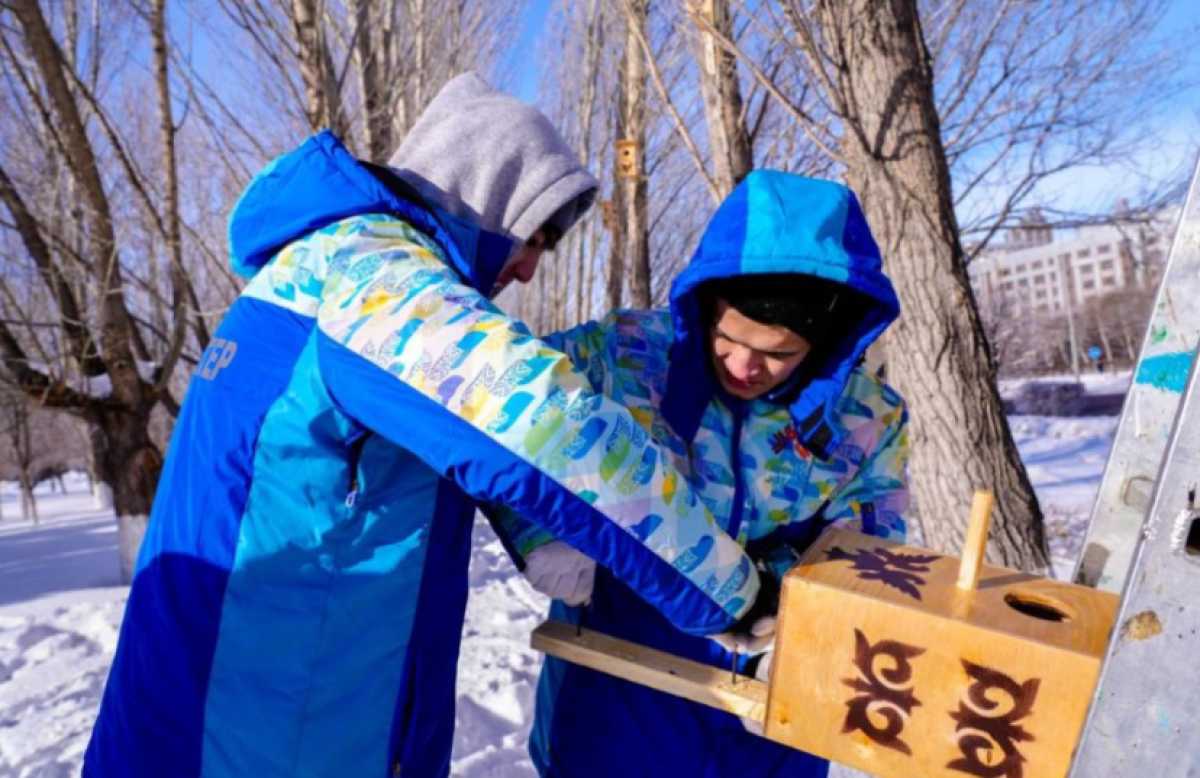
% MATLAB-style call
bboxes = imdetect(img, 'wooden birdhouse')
[615,139,640,180]
[533,492,1120,778]
[766,492,1119,778]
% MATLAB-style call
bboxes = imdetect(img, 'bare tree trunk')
[88,423,113,510]
[152,0,190,397]
[605,141,626,309]
[19,480,37,524]
[621,0,650,308]
[573,0,604,324]
[825,0,1049,569]
[350,0,391,161]
[1092,309,1113,368]
[1119,318,1136,364]
[291,0,347,138]
[692,0,752,196]
[19,474,37,524]
[16,399,37,524]
[1063,267,1082,378]
[411,0,428,112]
[2,391,38,524]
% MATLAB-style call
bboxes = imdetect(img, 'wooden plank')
[531,620,768,722]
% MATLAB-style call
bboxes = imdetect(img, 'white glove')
[523,541,596,606]
[709,614,777,655]
[741,642,775,737]
[752,650,773,682]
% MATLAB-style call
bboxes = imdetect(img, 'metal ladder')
[1067,154,1200,776]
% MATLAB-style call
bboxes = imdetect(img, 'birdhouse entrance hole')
[1004,591,1071,622]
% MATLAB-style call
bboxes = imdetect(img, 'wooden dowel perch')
[956,489,994,591]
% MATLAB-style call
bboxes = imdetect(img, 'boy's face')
[709,299,812,400]
[491,228,555,296]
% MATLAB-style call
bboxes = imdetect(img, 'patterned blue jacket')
[496,171,910,778]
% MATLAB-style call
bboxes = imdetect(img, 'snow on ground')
[0,414,1119,777]
[0,479,124,777]
[1008,414,1122,578]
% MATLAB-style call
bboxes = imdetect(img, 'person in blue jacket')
[495,171,910,777]
[83,73,766,778]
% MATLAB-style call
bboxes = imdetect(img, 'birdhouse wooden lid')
[787,528,1119,659]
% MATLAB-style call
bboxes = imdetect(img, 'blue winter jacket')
[82,132,762,778]
[497,171,910,778]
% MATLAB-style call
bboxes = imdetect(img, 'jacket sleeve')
[760,405,911,582]
[314,217,757,634]
[487,315,622,562]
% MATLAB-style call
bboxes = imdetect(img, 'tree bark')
[19,473,38,524]
[573,0,604,324]
[692,0,752,197]
[151,0,189,401]
[291,0,347,138]
[350,0,391,161]
[824,0,1049,569]
[14,399,38,524]
[87,423,113,510]
[90,406,162,582]
[621,0,651,308]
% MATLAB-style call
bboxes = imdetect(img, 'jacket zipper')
[345,432,370,508]
[726,407,747,541]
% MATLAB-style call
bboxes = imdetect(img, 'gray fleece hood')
[388,73,598,245]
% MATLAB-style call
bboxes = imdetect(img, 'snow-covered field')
[0,414,1120,778]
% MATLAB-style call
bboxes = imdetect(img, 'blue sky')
[501,0,553,103]
[165,0,1196,221]
[502,0,1200,219]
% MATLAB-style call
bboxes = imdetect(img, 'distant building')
[969,209,1174,318]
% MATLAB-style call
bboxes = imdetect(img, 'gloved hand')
[709,614,777,654]
[710,571,780,655]
[522,541,596,606]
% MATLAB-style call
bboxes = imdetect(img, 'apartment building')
[969,210,1173,318]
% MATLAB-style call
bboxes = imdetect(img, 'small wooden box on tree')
[766,492,1119,778]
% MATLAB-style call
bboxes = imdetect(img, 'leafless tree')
[0,0,218,580]
[520,0,826,327]
[612,0,651,308]
[710,0,1051,566]
[216,0,516,162]
[0,383,38,523]
[677,0,1191,568]
[688,0,752,197]
[1,0,520,578]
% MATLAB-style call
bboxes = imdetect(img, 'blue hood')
[663,171,900,456]
[227,131,514,295]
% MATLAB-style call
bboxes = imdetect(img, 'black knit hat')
[701,274,868,346]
